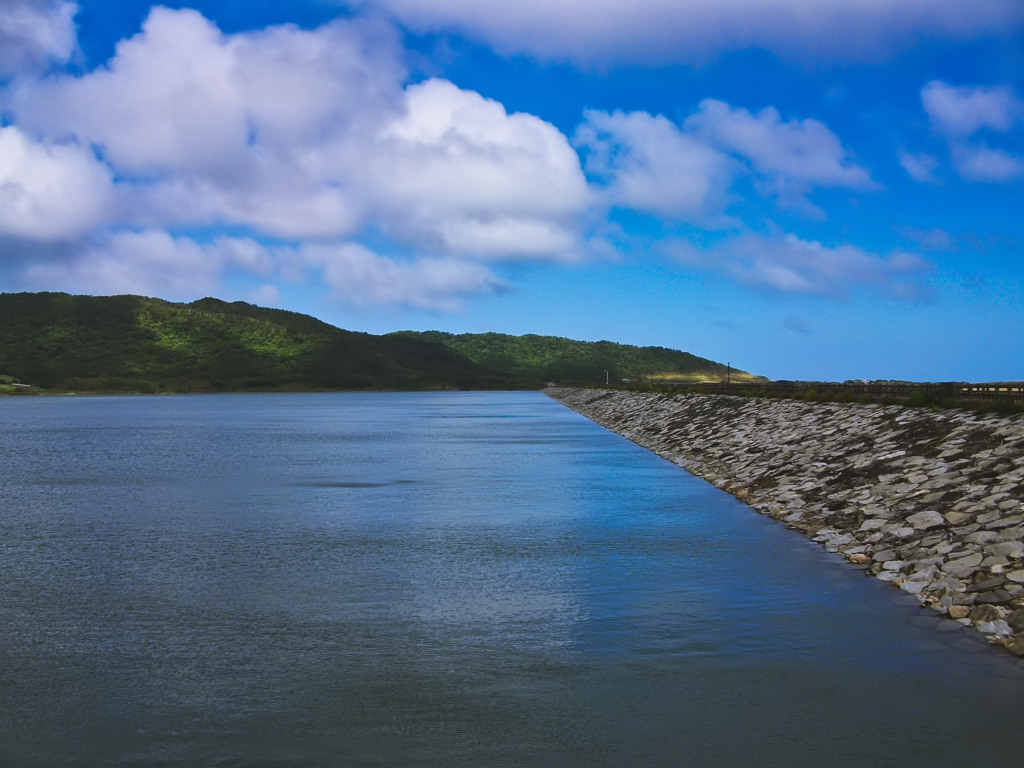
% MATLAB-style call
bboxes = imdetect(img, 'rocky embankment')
[547,387,1024,656]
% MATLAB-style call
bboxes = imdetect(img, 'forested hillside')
[0,293,746,393]
[395,331,745,388]
[0,293,484,392]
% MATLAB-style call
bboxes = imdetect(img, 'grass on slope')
[393,330,746,387]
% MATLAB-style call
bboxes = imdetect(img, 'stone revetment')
[546,387,1024,657]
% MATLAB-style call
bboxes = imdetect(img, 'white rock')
[900,580,929,595]
[976,620,1013,637]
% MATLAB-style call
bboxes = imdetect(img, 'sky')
[1,0,1022,382]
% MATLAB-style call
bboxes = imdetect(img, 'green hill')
[0,292,748,393]
[392,331,750,388]
[0,292,484,392]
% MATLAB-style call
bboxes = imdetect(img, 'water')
[1,391,1022,767]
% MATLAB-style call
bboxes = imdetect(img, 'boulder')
[944,553,983,579]
[1007,608,1024,633]
[882,560,911,571]
[948,605,970,620]
[900,580,929,595]
[858,518,888,532]
[943,511,973,525]
[966,574,1007,593]
[986,541,1024,559]
[907,510,946,531]
[968,604,1003,624]
[974,589,1014,605]
[976,620,1013,637]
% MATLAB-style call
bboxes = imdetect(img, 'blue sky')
[1,0,1022,382]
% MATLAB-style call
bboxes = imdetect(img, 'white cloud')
[123,175,365,241]
[0,6,930,316]
[952,145,1024,183]
[435,217,581,261]
[664,233,929,299]
[899,151,941,184]
[0,125,113,240]
[918,81,1024,184]
[14,8,405,175]
[685,100,875,205]
[358,0,1024,65]
[575,109,734,222]
[0,0,77,76]
[8,10,591,264]
[0,4,592,314]
[575,102,869,221]
[299,242,506,311]
[19,231,257,299]
[363,78,589,260]
[13,228,505,313]
[922,81,1023,138]
[11,7,405,239]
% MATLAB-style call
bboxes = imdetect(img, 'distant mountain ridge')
[0,292,749,393]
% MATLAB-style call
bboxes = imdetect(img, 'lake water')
[1,391,1023,767]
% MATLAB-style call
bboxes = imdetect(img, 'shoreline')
[546,386,1024,659]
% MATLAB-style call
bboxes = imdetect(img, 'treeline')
[395,330,739,388]
[0,292,741,393]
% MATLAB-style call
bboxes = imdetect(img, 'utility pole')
[727,362,731,388]
[605,370,609,386]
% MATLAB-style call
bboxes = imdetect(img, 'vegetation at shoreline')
[618,380,1024,414]
[0,292,743,394]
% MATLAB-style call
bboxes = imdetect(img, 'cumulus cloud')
[11,8,406,239]
[299,242,506,311]
[8,8,590,262]
[0,0,77,76]
[363,78,589,260]
[357,0,1024,64]
[0,6,917,315]
[9,228,508,311]
[14,8,407,174]
[951,145,1024,183]
[922,81,1023,138]
[685,99,875,208]
[0,6,593,311]
[575,109,735,222]
[664,233,929,299]
[19,231,260,299]
[918,81,1024,183]
[0,125,113,240]
[575,102,869,221]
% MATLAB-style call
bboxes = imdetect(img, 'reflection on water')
[1,391,1022,767]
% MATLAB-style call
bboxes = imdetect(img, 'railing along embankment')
[658,380,1024,406]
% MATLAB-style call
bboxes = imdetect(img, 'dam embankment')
[546,387,1024,656]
